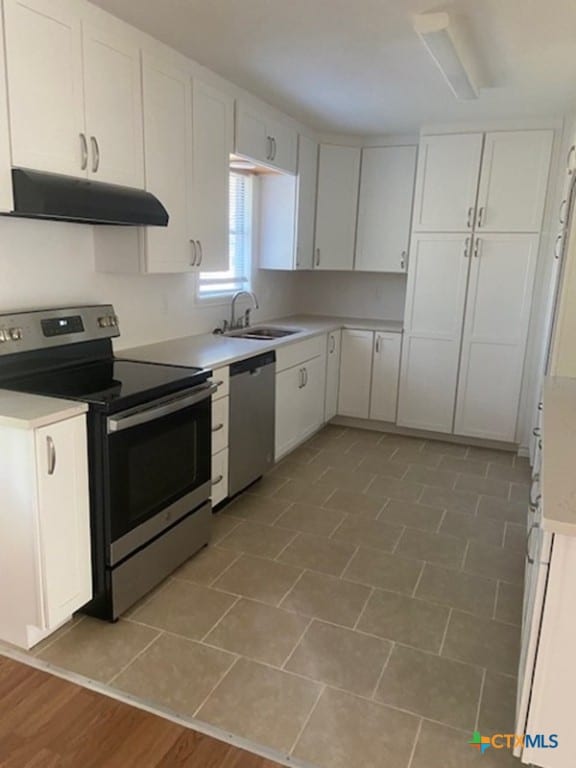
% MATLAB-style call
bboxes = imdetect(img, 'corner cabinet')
[235,101,297,174]
[3,0,144,186]
[314,145,361,270]
[0,410,92,649]
[324,330,342,421]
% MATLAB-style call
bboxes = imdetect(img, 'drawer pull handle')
[212,474,224,486]
[212,423,225,433]
[47,436,56,475]
[526,522,539,565]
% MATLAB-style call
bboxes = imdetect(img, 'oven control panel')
[0,305,120,355]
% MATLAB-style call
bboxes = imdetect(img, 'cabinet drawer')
[212,396,229,455]
[212,366,230,400]
[211,448,229,507]
[276,335,324,372]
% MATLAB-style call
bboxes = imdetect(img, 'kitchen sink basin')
[226,326,300,341]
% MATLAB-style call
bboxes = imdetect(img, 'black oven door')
[105,382,214,565]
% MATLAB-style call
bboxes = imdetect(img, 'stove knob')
[9,327,22,341]
[0,329,7,343]
[110,315,118,327]
[98,316,110,328]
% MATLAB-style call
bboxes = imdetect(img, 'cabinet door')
[412,133,483,232]
[267,115,297,174]
[211,448,229,507]
[476,130,553,233]
[454,234,539,441]
[258,173,297,270]
[370,333,402,422]
[325,330,342,421]
[275,366,302,460]
[35,416,91,629]
[295,134,318,270]
[315,145,361,270]
[397,234,471,433]
[4,0,85,177]
[235,102,268,165]
[190,80,234,272]
[0,6,13,212]
[142,54,194,273]
[356,146,417,273]
[338,330,373,418]
[82,23,144,188]
[300,355,326,441]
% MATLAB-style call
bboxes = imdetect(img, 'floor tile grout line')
[352,587,375,631]
[411,561,427,599]
[435,508,447,535]
[280,616,315,672]
[338,544,361,580]
[277,568,308,610]
[406,718,424,768]
[206,551,244,589]
[390,525,406,555]
[191,654,242,719]
[287,683,326,757]
[474,668,488,731]
[32,614,87,657]
[369,639,395,700]
[106,629,164,686]
[199,595,242,643]
[493,581,500,621]
[438,608,453,657]
[273,531,301,562]
[459,539,471,572]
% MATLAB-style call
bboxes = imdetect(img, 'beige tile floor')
[29,426,530,768]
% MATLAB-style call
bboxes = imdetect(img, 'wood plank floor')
[0,656,283,768]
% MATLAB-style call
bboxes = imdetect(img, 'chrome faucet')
[230,290,259,330]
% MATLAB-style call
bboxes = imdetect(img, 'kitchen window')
[197,171,253,300]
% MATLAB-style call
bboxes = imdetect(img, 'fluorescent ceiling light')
[413,12,479,100]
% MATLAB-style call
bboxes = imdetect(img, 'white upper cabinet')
[476,130,553,233]
[355,146,417,273]
[398,234,471,433]
[3,0,85,177]
[190,80,234,272]
[141,53,194,273]
[454,234,539,441]
[82,23,144,187]
[412,133,484,232]
[315,145,361,270]
[0,5,13,212]
[3,0,145,186]
[369,332,402,422]
[235,101,297,173]
[295,134,318,270]
[338,329,373,418]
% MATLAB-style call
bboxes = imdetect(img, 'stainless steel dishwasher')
[228,350,276,497]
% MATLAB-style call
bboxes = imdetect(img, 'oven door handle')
[107,383,217,434]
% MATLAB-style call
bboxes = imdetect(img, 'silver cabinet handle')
[568,145,576,174]
[190,240,197,266]
[90,136,100,173]
[533,426,542,437]
[266,136,273,160]
[400,250,407,270]
[477,206,485,228]
[315,248,320,267]
[375,335,382,354]
[196,240,203,267]
[47,436,56,476]
[212,423,224,433]
[526,522,539,565]
[298,367,304,389]
[271,137,277,161]
[303,366,308,387]
[473,237,481,258]
[464,237,471,258]
[466,206,474,229]
[212,474,224,486]
[559,199,568,224]
[329,334,336,354]
[79,133,88,171]
[555,233,564,261]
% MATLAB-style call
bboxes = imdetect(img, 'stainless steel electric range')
[0,305,215,620]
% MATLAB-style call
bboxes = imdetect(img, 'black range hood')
[7,168,169,226]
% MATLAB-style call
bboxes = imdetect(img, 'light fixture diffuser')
[413,12,479,100]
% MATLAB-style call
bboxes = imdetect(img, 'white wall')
[293,270,406,320]
[0,217,298,350]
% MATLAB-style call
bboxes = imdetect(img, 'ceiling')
[89,0,576,135]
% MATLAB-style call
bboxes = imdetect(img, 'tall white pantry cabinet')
[0,399,92,649]
[398,129,553,442]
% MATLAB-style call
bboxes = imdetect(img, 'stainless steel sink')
[226,326,300,341]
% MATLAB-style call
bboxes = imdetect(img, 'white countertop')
[120,314,403,370]
[542,377,576,536]
[0,390,88,430]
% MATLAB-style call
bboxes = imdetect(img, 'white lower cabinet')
[338,329,401,422]
[211,448,229,508]
[369,333,402,422]
[0,412,92,649]
[275,338,326,460]
[324,330,341,421]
